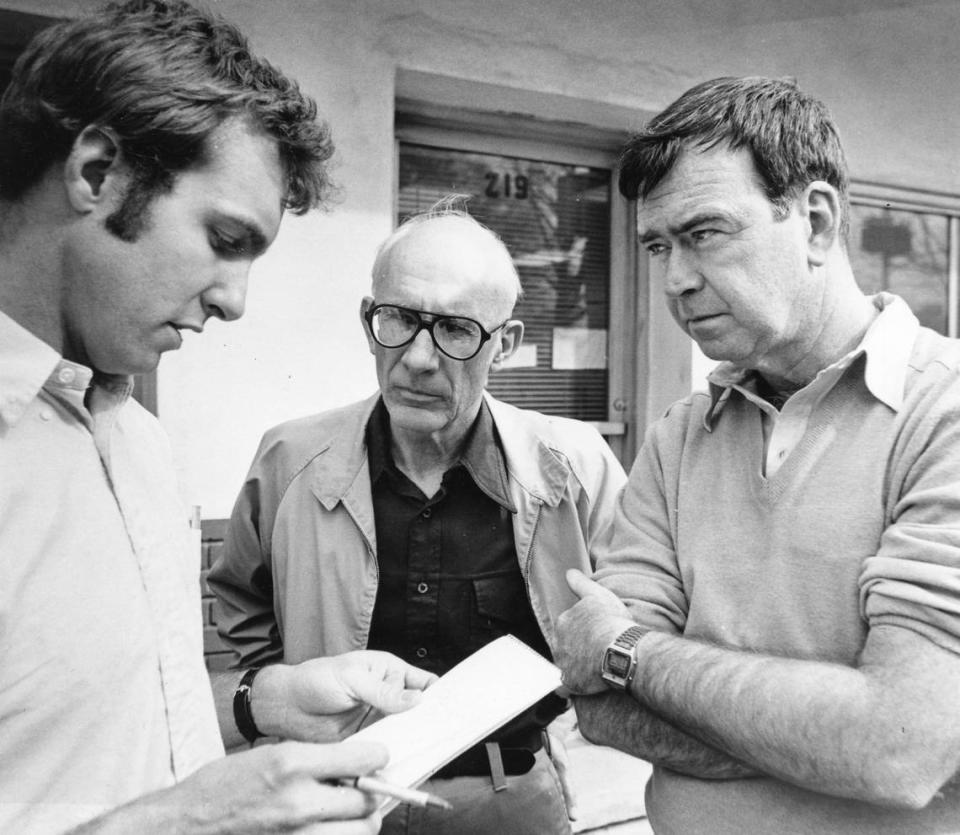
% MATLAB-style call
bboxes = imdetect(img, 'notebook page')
[351,635,562,810]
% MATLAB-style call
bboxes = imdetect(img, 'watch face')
[606,650,631,677]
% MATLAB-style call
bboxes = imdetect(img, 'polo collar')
[702,293,919,429]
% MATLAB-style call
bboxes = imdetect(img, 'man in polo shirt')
[555,76,960,833]
[209,204,628,834]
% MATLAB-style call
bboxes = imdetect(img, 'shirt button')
[421,508,432,519]
[416,647,428,659]
[39,407,53,421]
[58,367,76,384]
[417,582,429,594]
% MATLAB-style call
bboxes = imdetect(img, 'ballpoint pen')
[338,775,453,810]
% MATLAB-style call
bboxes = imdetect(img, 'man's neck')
[389,417,475,499]
[759,281,878,391]
[0,192,67,354]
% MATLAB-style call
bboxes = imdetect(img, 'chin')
[97,352,161,377]
[694,338,745,364]
[386,402,449,434]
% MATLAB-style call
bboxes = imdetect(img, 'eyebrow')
[383,303,481,323]
[638,211,728,244]
[226,217,271,257]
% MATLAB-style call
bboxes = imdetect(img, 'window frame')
[394,91,650,464]
[850,181,960,337]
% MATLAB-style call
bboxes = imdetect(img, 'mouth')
[166,322,204,347]
[394,386,443,403]
[164,324,183,349]
[685,312,726,328]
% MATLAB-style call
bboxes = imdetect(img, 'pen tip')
[426,795,453,811]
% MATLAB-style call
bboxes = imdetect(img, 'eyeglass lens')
[371,306,483,359]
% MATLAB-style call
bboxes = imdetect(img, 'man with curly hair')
[0,2,432,833]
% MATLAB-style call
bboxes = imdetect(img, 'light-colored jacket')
[209,393,627,667]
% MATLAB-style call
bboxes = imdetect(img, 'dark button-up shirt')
[365,398,561,752]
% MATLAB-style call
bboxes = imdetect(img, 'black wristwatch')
[600,626,645,690]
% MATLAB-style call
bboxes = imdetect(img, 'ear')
[360,296,377,355]
[63,125,125,214]
[801,181,841,267]
[490,320,524,372]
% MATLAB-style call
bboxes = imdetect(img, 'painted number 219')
[485,172,529,199]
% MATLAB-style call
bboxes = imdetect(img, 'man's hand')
[256,651,438,742]
[555,569,637,696]
[72,740,388,834]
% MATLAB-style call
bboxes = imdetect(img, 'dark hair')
[0,0,333,218]
[619,76,849,239]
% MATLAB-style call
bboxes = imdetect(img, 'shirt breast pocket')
[469,573,540,654]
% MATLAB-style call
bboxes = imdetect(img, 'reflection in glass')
[398,143,611,421]
[848,205,949,333]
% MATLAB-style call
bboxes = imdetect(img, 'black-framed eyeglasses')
[364,303,508,361]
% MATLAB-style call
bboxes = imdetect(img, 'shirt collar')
[366,397,515,511]
[366,399,395,483]
[702,292,919,429]
[459,399,515,510]
[0,308,68,426]
[0,308,135,428]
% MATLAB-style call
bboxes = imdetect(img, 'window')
[398,143,612,422]
[394,73,670,464]
[849,185,960,336]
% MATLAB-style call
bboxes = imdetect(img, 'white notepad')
[351,635,562,812]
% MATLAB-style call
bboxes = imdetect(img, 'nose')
[202,264,249,322]
[400,327,440,370]
[662,248,703,299]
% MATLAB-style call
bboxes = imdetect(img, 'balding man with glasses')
[208,203,627,834]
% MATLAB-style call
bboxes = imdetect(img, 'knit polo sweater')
[597,296,960,833]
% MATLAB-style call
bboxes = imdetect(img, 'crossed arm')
[556,570,960,808]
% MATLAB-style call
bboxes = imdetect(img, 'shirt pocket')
[469,573,533,651]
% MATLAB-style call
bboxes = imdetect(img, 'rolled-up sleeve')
[594,405,691,636]
[860,366,960,656]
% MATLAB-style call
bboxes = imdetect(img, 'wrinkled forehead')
[636,146,770,233]
[374,218,518,318]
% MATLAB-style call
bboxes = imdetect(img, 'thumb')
[565,568,603,599]
[356,668,424,715]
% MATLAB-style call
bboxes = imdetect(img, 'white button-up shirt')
[0,309,223,834]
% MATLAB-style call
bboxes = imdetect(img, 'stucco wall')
[4,0,959,515]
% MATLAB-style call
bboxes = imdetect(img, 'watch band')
[600,625,645,690]
[611,625,645,653]
[233,667,265,744]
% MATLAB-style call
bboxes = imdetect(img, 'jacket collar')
[485,393,571,507]
[308,394,380,510]
[308,392,572,509]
